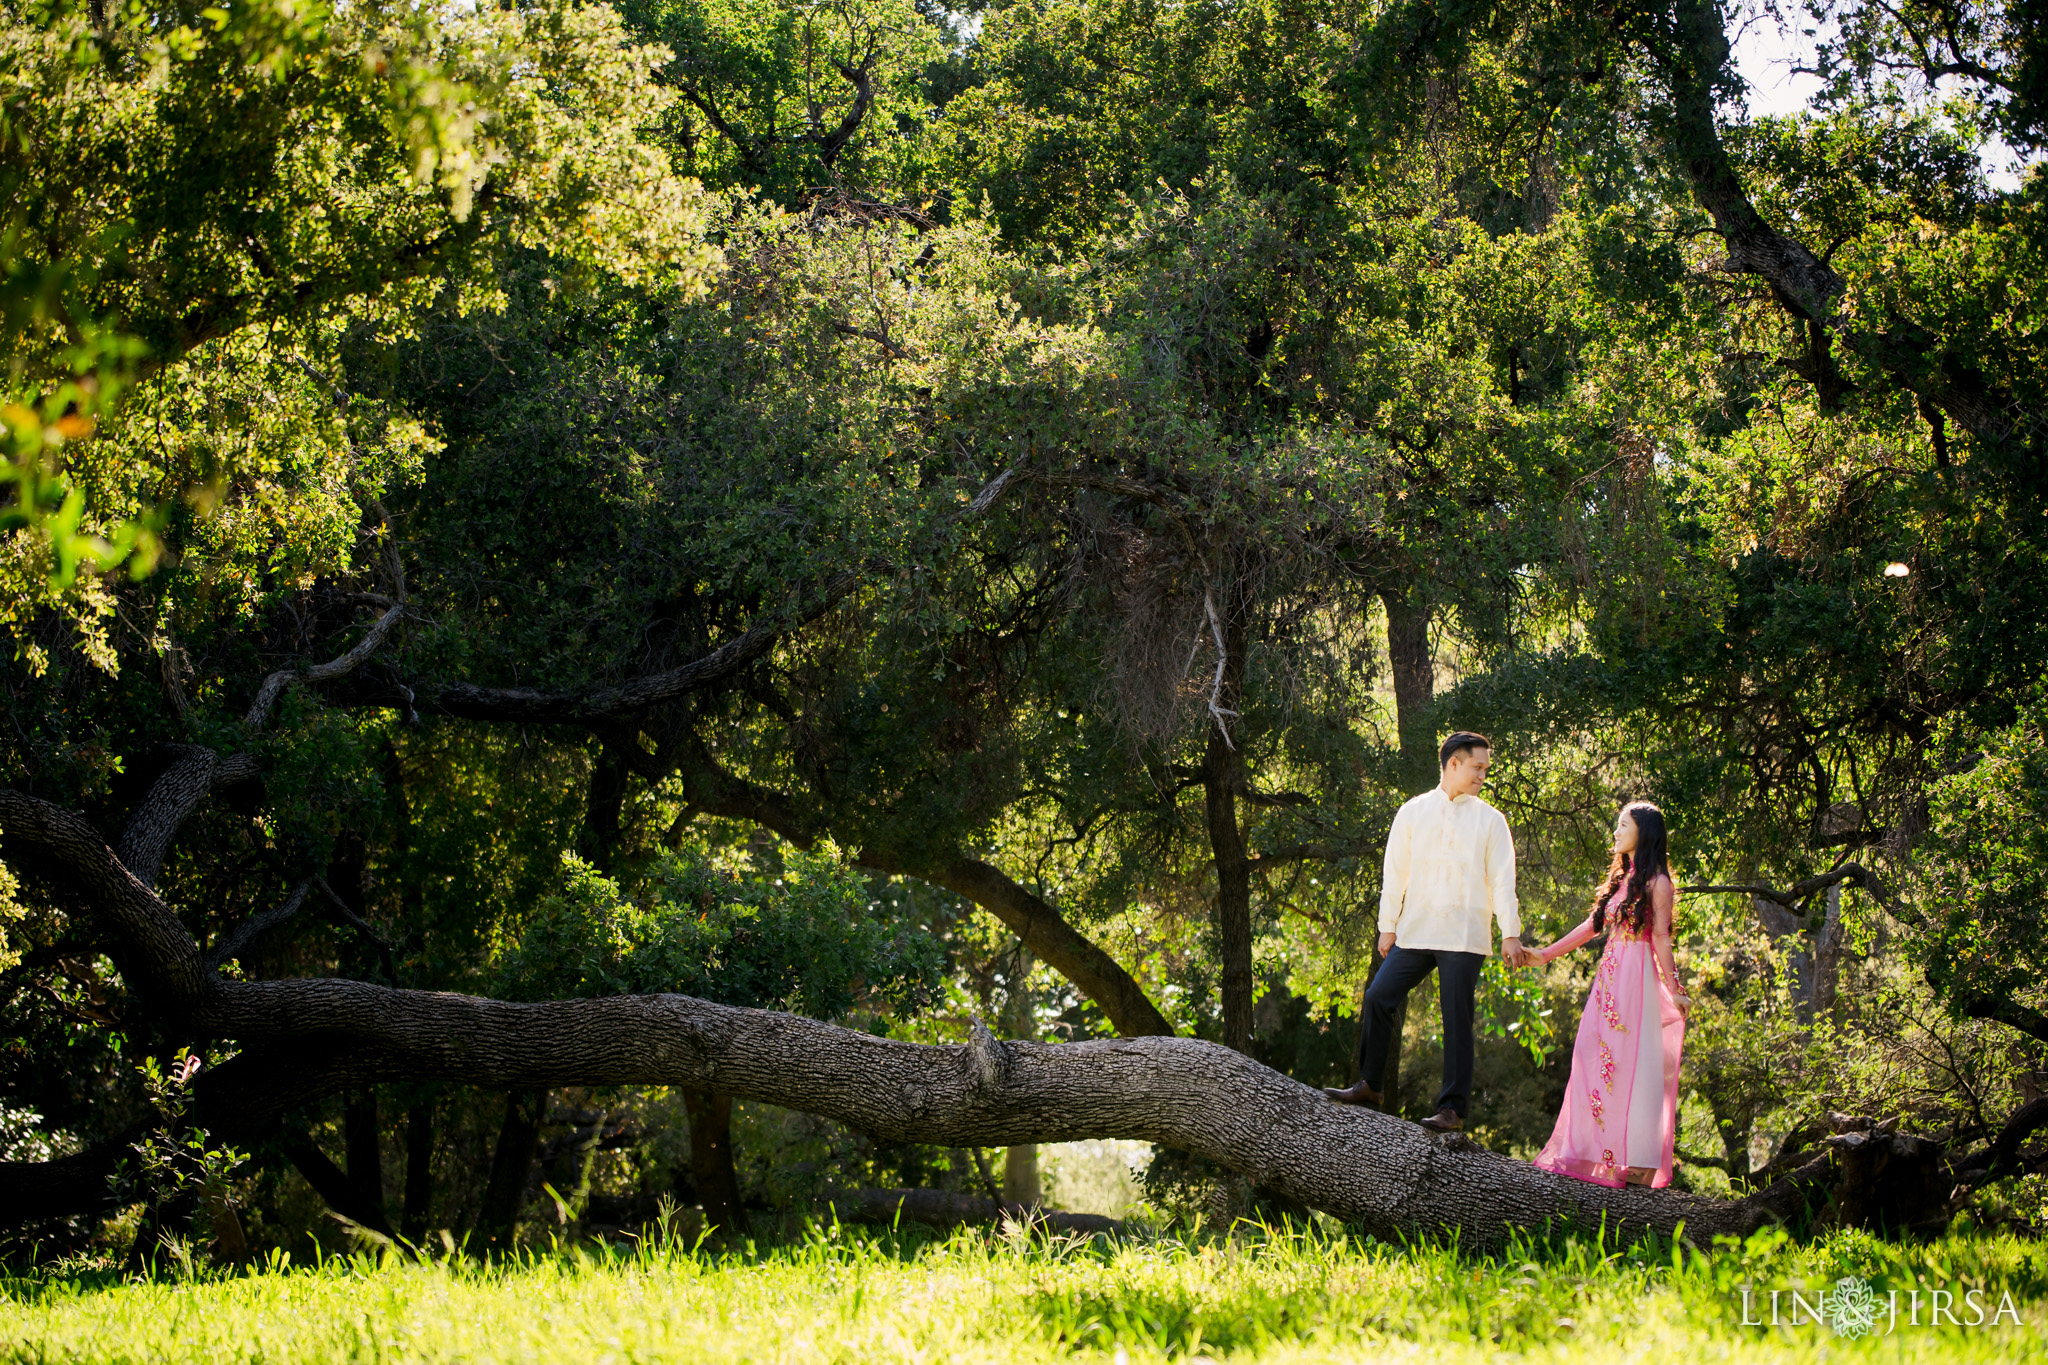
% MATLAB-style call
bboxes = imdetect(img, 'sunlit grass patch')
[3,1221,2046,1363]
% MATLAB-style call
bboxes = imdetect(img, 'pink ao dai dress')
[1532,874,1686,1189]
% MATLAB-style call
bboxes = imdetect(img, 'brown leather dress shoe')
[1321,1080,1384,1107]
[1418,1107,1464,1132]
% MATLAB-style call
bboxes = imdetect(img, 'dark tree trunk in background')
[583,742,630,873]
[343,1087,384,1222]
[476,1088,545,1249]
[1206,722,1255,1056]
[402,1100,435,1244]
[1813,883,1846,1020]
[1380,586,1435,791]
[1375,585,1433,1105]
[281,1131,401,1241]
[1203,590,1255,1056]
[683,1088,743,1235]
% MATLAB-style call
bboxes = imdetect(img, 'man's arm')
[1377,801,1412,952]
[1489,811,1524,962]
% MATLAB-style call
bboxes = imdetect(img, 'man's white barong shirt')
[1378,788,1521,955]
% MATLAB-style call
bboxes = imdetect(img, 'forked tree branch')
[115,747,262,891]
[205,879,314,969]
[659,741,1177,1039]
[244,599,408,730]
[360,573,858,725]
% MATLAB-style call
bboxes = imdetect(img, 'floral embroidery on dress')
[1588,1084,1605,1128]
[1596,975,1627,1034]
[1602,1148,1615,1166]
[1598,1039,1617,1090]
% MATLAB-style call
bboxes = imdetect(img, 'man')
[1324,730,1525,1132]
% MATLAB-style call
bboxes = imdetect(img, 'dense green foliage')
[491,846,943,1016]
[2,0,2046,1263]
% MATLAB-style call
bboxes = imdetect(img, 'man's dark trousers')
[1353,945,1485,1118]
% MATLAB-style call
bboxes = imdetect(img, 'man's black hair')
[1438,731,1491,768]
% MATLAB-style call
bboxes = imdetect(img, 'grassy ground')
[4,1220,2045,1363]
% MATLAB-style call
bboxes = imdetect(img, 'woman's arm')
[1533,915,1598,964]
[1650,877,1688,1017]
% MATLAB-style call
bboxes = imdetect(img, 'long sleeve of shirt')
[1376,789,1522,955]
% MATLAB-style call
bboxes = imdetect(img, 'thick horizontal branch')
[1680,863,1888,920]
[1956,989,2048,1045]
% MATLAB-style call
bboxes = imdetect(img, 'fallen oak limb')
[191,984,1817,1247]
[0,783,1829,1247]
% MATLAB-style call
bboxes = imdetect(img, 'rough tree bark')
[115,746,259,890]
[221,994,1827,1246]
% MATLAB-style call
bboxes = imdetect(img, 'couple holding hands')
[1324,731,1691,1190]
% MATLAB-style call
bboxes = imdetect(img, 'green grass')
[3,1221,2045,1363]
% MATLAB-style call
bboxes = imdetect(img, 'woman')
[1526,802,1690,1188]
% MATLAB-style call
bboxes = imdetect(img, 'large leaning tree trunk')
[0,785,1857,1247]
[1635,0,2039,455]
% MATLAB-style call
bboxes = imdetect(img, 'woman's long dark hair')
[1590,802,1670,934]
